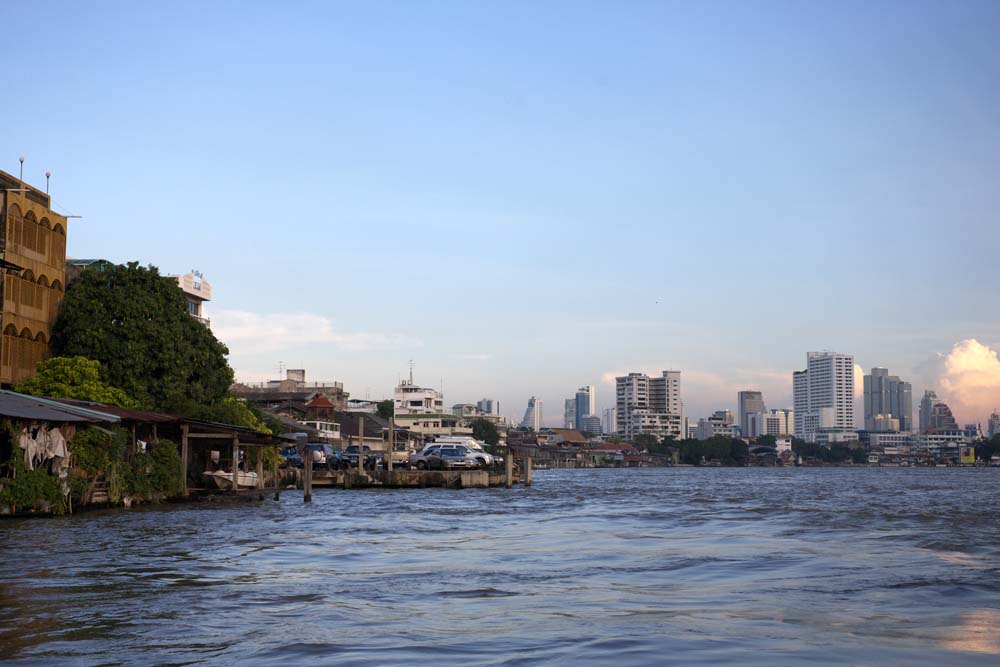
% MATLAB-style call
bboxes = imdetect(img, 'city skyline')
[3,3,998,426]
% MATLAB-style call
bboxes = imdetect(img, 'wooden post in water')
[523,455,532,487]
[386,415,394,472]
[231,435,240,493]
[358,415,365,474]
[505,451,513,488]
[255,448,264,489]
[304,447,313,503]
[180,424,189,496]
[272,446,280,501]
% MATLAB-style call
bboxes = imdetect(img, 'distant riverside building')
[0,168,70,385]
[615,370,683,440]
[394,371,445,415]
[747,408,794,437]
[989,411,1000,438]
[695,410,735,440]
[231,368,349,414]
[863,367,912,432]
[172,270,211,327]
[602,407,617,435]
[579,415,602,436]
[918,391,942,433]
[476,398,500,416]
[793,352,855,442]
[871,414,900,432]
[521,396,543,431]
[563,399,576,429]
[575,385,595,430]
[737,391,765,438]
[928,401,959,432]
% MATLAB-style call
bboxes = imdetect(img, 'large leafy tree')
[470,418,500,445]
[15,356,137,407]
[52,262,234,415]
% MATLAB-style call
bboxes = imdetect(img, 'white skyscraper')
[737,390,766,437]
[602,407,617,435]
[792,352,855,442]
[615,370,684,440]
[521,396,543,431]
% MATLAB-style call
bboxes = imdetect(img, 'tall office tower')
[579,415,602,435]
[929,401,958,432]
[919,390,938,433]
[520,397,543,431]
[616,370,683,440]
[476,398,499,416]
[792,352,855,442]
[602,407,617,435]
[574,385,595,430]
[564,399,577,429]
[863,368,913,431]
[989,411,1000,439]
[738,390,766,438]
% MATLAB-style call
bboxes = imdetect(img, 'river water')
[1,468,999,666]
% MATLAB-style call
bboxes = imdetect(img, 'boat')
[203,470,259,490]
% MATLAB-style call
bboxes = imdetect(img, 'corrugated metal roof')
[0,390,122,423]
[48,398,179,423]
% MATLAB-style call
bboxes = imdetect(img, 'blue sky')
[4,1,1000,425]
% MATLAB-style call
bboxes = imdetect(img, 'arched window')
[7,204,22,249]
[22,211,38,253]
[38,218,51,256]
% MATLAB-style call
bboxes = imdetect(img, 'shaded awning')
[0,390,122,423]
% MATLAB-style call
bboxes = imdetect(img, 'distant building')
[793,352,855,442]
[452,403,479,417]
[563,398,576,429]
[172,271,211,327]
[747,408,794,437]
[616,370,683,440]
[918,390,938,433]
[737,391,765,438]
[476,398,500,416]
[579,415,602,436]
[231,368,348,413]
[575,385,595,430]
[928,401,959,432]
[0,168,70,385]
[602,407,617,435]
[871,414,900,432]
[863,367,912,432]
[962,423,982,440]
[394,375,445,415]
[989,411,1000,438]
[695,410,736,440]
[345,398,379,414]
[521,396,543,431]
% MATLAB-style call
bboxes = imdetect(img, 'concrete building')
[564,398,576,429]
[737,391,766,438]
[173,271,211,327]
[579,415,602,436]
[695,410,736,440]
[521,396,543,431]
[394,376,445,415]
[871,414,901,432]
[989,411,1000,439]
[231,368,348,413]
[602,407,617,436]
[793,352,855,442]
[918,390,938,433]
[476,398,500,416]
[0,168,70,385]
[615,370,683,440]
[863,367,912,432]
[747,408,794,437]
[575,385,595,430]
[928,401,959,432]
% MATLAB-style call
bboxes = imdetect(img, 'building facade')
[695,410,736,440]
[737,390,766,438]
[574,385,595,430]
[918,390,938,433]
[521,396,542,431]
[564,398,576,429]
[476,398,499,416]
[746,408,794,438]
[615,370,684,440]
[173,271,211,327]
[792,352,855,442]
[579,415,602,436]
[602,407,617,435]
[394,377,445,415]
[989,411,1000,439]
[0,170,69,385]
[863,367,912,432]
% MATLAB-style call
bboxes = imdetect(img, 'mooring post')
[231,435,240,493]
[255,448,264,489]
[180,423,189,497]
[525,456,533,487]
[387,415,394,472]
[304,448,313,503]
[273,446,280,501]
[505,451,513,489]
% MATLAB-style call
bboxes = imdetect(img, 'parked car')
[431,436,503,467]
[424,445,481,470]
[280,444,340,469]
[279,446,302,468]
[340,444,382,470]
[409,442,499,469]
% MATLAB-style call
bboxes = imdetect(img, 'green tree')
[633,433,659,449]
[377,399,394,420]
[471,418,500,445]
[53,262,234,414]
[201,397,271,433]
[15,356,137,407]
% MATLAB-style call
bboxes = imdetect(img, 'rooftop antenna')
[409,360,414,385]
[45,171,51,195]
[18,156,24,184]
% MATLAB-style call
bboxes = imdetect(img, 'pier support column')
[523,456,532,487]
[273,446,280,501]
[505,453,513,489]
[387,416,394,472]
[304,450,313,503]
[256,448,264,489]
[358,416,365,474]
[180,424,189,497]
[232,436,240,493]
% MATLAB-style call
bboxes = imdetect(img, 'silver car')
[425,446,480,470]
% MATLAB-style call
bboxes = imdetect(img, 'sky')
[3,1,999,427]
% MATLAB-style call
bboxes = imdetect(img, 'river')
[1,467,998,666]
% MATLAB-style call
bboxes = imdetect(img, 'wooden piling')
[180,424,189,497]
[505,452,513,488]
[231,436,240,493]
[387,415,394,472]
[255,449,264,489]
[525,456,533,487]
[304,449,313,502]
[358,415,365,474]
[272,446,280,501]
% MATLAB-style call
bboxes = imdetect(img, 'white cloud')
[213,310,423,355]
[936,339,1000,424]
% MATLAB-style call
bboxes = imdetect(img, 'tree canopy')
[15,356,137,407]
[53,262,234,415]
[471,418,500,445]
[377,399,394,421]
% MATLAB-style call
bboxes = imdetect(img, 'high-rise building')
[747,409,794,437]
[0,168,71,385]
[792,352,855,442]
[989,411,1000,439]
[738,391,766,438]
[615,370,684,440]
[521,397,543,431]
[928,401,958,432]
[579,415,602,435]
[574,385,595,430]
[695,410,736,440]
[563,399,576,429]
[863,368,912,432]
[476,398,499,416]
[602,407,617,435]
[919,390,938,433]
